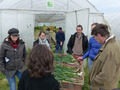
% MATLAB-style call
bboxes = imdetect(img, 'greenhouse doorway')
[34,13,66,53]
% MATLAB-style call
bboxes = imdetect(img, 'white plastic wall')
[0,10,34,48]
[1,11,18,39]
[18,11,34,48]
[88,13,105,38]
[105,13,120,42]
[77,9,89,35]
[0,0,98,13]
[88,13,112,39]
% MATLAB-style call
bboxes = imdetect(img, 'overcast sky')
[88,0,120,14]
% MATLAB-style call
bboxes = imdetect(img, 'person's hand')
[77,56,83,61]
[72,53,75,56]
[60,42,62,46]
[72,54,79,60]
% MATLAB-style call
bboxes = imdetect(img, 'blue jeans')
[88,58,93,72]
[56,43,63,54]
[5,71,22,90]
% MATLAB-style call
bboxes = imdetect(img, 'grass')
[0,73,9,90]
[0,72,19,90]
[82,63,90,90]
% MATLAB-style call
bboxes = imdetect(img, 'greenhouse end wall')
[0,10,34,48]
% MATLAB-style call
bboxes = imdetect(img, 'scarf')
[11,42,18,48]
[58,30,63,33]
[39,37,50,50]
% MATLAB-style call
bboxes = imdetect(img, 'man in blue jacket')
[77,23,102,72]
[55,27,65,54]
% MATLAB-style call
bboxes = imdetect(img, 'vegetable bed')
[53,54,84,89]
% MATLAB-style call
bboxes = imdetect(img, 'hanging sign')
[47,1,54,8]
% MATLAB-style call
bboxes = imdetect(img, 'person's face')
[93,34,105,44]
[40,33,45,40]
[91,25,96,31]
[76,27,82,35]
[10,35,19,43]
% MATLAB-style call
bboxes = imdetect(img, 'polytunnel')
[0,0,109,51]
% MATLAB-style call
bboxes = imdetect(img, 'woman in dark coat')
[0,28,27,90]
[18,44,59,90]
[33,31,50,50]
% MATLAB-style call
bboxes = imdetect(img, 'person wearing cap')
[55,27,65,54]
[0,28,27,90]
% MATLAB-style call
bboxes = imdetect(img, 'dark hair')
[26,44,54,78]
[91,24,110,37]
[7,35,19,43]
[59,27,62,30]
[76,25,83,30]
[47,28,50,31]
[91,23,98,26]
[39,31,46,36]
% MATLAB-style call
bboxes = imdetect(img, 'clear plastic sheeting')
[35,13,65,23]
[105,13,120,42]
[88,13,105,38]
[0,0,99,13]
[77,9,89,35]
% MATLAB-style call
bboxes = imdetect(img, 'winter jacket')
[0,38,26,78]
[67,32,88,55]
[83,37,102,60]
[90,36,120,90]
[18,69,60,90]
[55,31,65,44]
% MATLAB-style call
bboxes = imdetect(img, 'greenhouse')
[0,0,109,50]
[0,0,120,90]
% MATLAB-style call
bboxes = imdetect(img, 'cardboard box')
[60,82,83,90]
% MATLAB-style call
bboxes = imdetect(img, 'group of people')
[0,23,120,90]
[33,27,65,54]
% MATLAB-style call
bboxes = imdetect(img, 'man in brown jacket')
[90,24,120,90]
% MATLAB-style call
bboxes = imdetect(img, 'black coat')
[18,69,60,90]
[33,39,39,47]
[67,33,88,55]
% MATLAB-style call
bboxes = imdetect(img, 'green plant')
[53,53,75,64]
[27,48,31,56]
[118,78,120,88]
[53,64,77,83]
[34,26,40,30]
[82,64,90,90]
